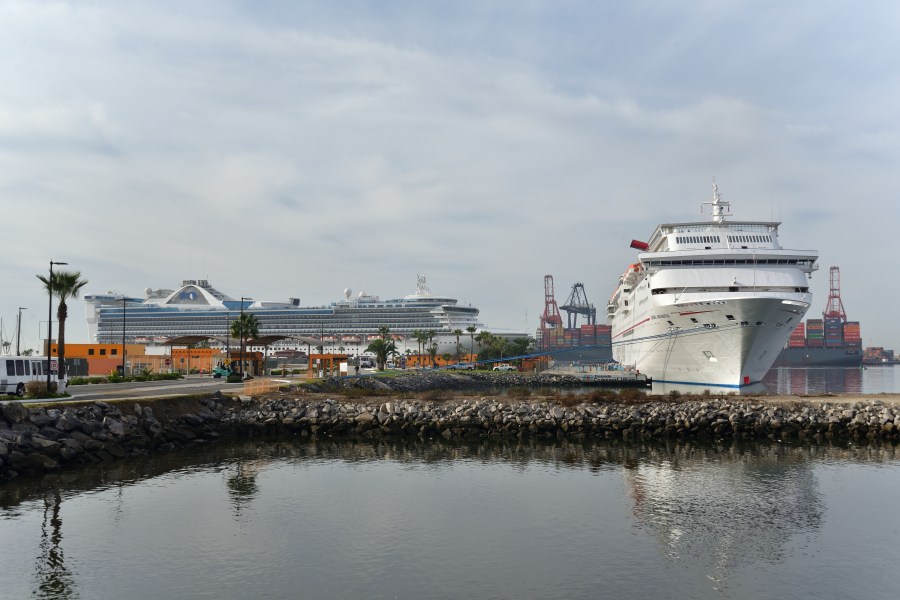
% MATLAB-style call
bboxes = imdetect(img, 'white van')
[0,356,59,397]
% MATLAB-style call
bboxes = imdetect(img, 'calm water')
[3,439,900,599]
[650,364,899,396]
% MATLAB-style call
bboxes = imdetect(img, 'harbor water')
[2,437,900,599]
[651,364,899,396]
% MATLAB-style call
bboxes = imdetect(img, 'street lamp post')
[240,297,250,378]
[46,260,68,390]
[225,312,230,370]
[16,307,26,355]
[121,296,127,377]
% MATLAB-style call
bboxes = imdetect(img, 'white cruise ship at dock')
[85,275,492,354]
[607,183,818,387]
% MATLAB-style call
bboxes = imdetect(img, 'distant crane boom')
[560,282,596,329]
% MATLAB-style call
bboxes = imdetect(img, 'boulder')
[1,402,29,424]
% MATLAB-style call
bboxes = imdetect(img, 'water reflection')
[3,439,899,599]
[763,366,864,395]
[623,444,822,590]
[226,462,260,518]
[34,490,77,600]
[650,366,877,396]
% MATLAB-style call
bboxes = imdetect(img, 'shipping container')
[807,338,825,348]
[788,339,806,348]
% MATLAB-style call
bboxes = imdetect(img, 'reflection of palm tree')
[226,463,259,517]
[35,490,78,599]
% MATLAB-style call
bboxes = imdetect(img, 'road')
[0,376,246,404]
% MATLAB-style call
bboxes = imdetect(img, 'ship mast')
[702,179,732,223]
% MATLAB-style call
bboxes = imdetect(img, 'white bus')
[0,356,60,397]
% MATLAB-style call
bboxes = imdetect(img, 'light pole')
[240,297,250,378]
[225,312,231,370]
[47,260,67,390]
[121,295,127,377]
[16,307,26,355]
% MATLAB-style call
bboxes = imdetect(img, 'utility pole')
[16,307,26,355]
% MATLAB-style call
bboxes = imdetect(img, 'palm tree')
[414,330,428,367]
[377,325,390,341]
[366,338,397,370]
[230,313,260,375]
[36,270,88,381]
[426,330,437,367]
[466,325,477,363]
[452,328,463,360]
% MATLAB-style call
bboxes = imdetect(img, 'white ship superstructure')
[607,183,818,387]
[85,275,488,354]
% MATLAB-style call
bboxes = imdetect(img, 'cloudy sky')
[1,0,898,352]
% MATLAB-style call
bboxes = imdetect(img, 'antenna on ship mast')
[701,178,731,223]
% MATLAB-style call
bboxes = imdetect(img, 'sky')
[1,0,899,352]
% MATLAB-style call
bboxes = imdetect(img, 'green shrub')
[26,381,56,398]
[226,374,243,384]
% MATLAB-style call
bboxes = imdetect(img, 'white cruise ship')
[85,275,492,354]
[607,183,818,387]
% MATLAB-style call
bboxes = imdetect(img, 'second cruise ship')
[85,275,487,353]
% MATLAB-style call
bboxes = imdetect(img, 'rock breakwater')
[3,393,899,480]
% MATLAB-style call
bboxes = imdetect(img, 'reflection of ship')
[623,444,821,583]
[773,266,863,367]
[608,182,818,387]
[763,365,863,395]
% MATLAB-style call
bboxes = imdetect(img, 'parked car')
[492,363,516,372]
[447,362,475,370]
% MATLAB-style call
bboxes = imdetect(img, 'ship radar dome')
[145,287,152,297]
[344,288,352,300]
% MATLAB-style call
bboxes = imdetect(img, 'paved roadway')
[0,375,244,404]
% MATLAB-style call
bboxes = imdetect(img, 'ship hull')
[612,296,810,387]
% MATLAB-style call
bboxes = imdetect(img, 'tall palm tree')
[377,325,390,341]
[230,313,260,375]
[414,330,428,367]
[452,328,463,360]
[366,338,397,371]
[466,325,477,362]
[36,270,88,380]
[426,330,437,367]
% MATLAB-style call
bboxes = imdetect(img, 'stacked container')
[843,321,862,348]
[824,317,843,347]
[563,328,581,347]
[806,318,825,347]
[788,322,806,348]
